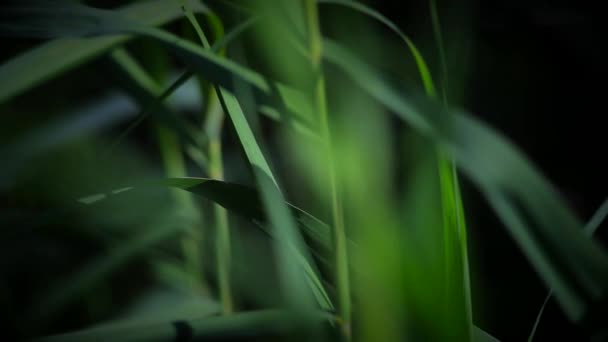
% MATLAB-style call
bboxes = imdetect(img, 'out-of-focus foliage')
[0,0,606,341]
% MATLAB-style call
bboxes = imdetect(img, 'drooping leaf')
[79,176,334,312]
[322,38,608,326]
[528,197,608,341]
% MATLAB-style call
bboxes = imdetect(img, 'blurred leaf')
[0,0,208,103]
[177,75,331,315]
[528,196,608,341]
[195,5,320,311]
[322,39,608,326]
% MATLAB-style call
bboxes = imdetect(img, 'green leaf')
[80,176,334,312]
[181,71,332,315]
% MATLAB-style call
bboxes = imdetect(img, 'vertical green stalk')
[206,97,233,314]
[179,1,233,314]
[156,123,204,292]
[429,0,472,339]
[305,1,351,339]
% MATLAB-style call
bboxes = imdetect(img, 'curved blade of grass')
[215,89,321,314]
[0,0,207,103]
[318,0,436,95]
[319,2,472,337]
[528,197,608,341]
[37,309,334,342]
[80,177,334,309]
[428,1,473,339]
[321,39,608,327]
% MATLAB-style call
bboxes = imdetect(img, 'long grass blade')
[80,177,334,308]
[428,1,473,339]
[215,88,320,313]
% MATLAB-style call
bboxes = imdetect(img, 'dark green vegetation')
[0,0,606,341]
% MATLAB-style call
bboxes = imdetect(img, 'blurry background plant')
[0,0,606,341]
